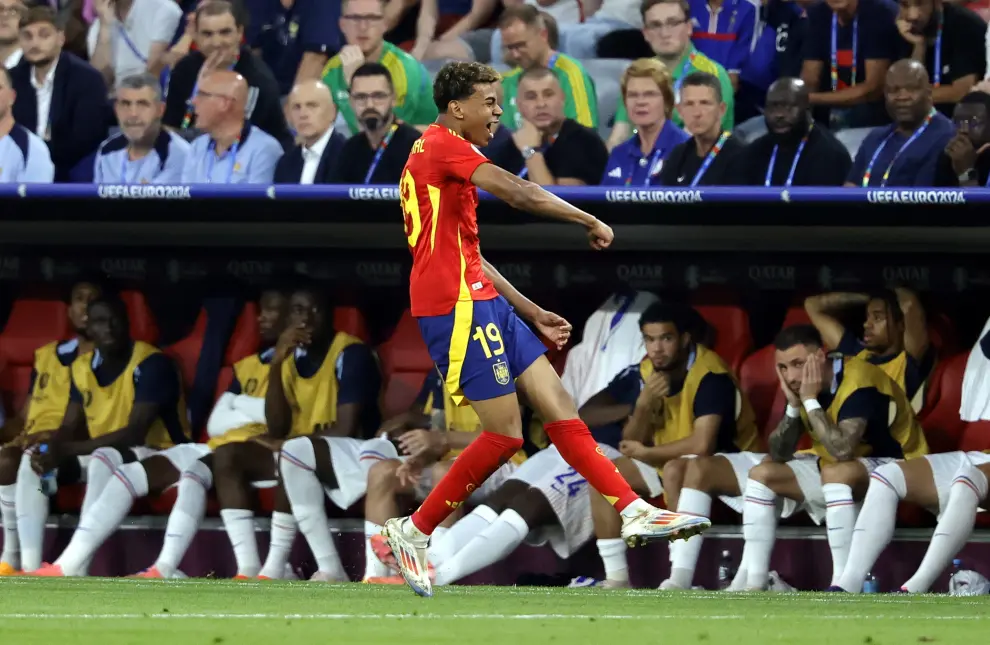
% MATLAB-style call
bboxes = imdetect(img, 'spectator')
[733,77,852,186]
[0,0,24,68]
[895,0,986,116]
[11,5,110,182]
[487,67,607,185]
[181,69,283,183]
[736,0,808,135]
[557,0,643,59]
[94,73,190,184]
[329,62,420,184]
[244,0,342,93]
[687,0,758,89]
[498,5,598,130]
[324,0,437,135]
[934,90,990,186]
[801,0,899,143]
[602,57,689,186]
[658,71,742,186]
[845,59,954,187]
[481,2,576,64]
[86,0,183,90]
[275,80,347,184]
[607,0,733,151]
[0,64,53,182]
[406,0,498,61]
[164,1,291,148]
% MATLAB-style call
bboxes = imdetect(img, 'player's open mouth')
[486,121,497,136]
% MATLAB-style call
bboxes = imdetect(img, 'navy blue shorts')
[417,296,547,405]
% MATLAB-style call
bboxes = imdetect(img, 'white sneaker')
[658,578,688,590]
[619,506,710,547]
[380,517,432,597]
[309,570,348,583]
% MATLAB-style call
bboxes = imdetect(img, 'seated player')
[362,371,525,582]
[576,303,759,588]
[369,441,624,587]
[0,279,101,575]
[27,295,191,576]
[805,288,933,407]
[834,449,990,593]
[218,284,382,580]
[734,325,928,591]
[41,290,286,578]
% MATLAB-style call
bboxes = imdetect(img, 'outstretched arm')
[470,162,613,249]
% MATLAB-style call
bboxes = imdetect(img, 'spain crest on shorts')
[492,359,510,386]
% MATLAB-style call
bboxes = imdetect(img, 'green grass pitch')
[0,578,987,644]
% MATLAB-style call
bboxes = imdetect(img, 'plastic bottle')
[948,558,964,592]
[717,550,733,590]
[862,573,879,593]
[37,444,57,497]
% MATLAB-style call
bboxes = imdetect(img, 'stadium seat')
[120,290,159,345]
[693,304,753,374]
[919,351,968,453]
[739,346,781,436]
[215,366,234,400]
[377,309,434,418]
[334,306,370,342]
[224,302,261,366]
[781,305,812,330]
[164,309,209,392]
[0,299,71,413]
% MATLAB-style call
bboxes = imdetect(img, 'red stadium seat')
[781,306,812,330]
[0,299,71,413]
[224,302,261,366]
[214,366,234,399]
[693,304,753,374]
[958,421,990,452]
[164,309,208,392]
[377,310,434,418]
[919,352,968,453]
[120,290,159,345]
[334,306,370,342]
[739,347,781,436]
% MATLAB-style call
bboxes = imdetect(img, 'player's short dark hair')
[868,290,905,326]
[641,0,691,21]
[290,279,330,310]
[87,294,130,326]
[433,61,501,113]
[20,5,61,30]
[640,302,687,333]
[681,71,722,103]
[67,275,107,302]
[351,62,394,91]
[773,325,823,351]
[958,91,990,113]
[195,0,248,30]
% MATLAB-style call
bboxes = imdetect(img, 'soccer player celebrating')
[381,61,710,597]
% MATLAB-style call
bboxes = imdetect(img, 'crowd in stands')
[0,0,989,187]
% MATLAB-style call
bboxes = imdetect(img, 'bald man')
[181,70,284,184]
[733,78,852,187]
[275,81,346,185]
[844,59,955,187]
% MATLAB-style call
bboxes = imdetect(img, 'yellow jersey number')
[472,323,505,359]
[399,169,441,251]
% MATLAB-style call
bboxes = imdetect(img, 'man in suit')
[275,80,345,184]
[11,5,110,182]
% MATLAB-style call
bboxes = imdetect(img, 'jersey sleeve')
[436,135,491,182]
[605,365,642,407]
[336,344,382,406]
[692,372,737,420]
[836,330,862,355]
[836,386,886,422]
[133,353,180,407]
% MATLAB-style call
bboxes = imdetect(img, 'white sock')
[56,462,148,576]
[220,508,261,577]
[618,497,653,521]
[81,448,124,518]
[903,467,988,593]
[836,464,904,592]
[596,538,628,584]
[0,483,20,568]
[363,521,390,579]
[15,452,49,572]
[433,509,530,586]
[822,483,859,586]
[742,479,778,590]
[668,488,712,588]
[428,505,497,567]
[258,511,297,579]
[279,437,345,579]
[155,461,212,576]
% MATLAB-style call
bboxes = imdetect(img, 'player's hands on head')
[587,219,613,250]
[776,365,801,407]
[533,309,572,350]
[274,325,311,362]
[619,439,646,460]
[799,353,824,402]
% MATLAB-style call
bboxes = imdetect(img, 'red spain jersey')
[401,125,499,317]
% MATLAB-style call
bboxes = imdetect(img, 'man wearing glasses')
[322,0,437,135]
[0,0,24,68]
[329,62,419,184]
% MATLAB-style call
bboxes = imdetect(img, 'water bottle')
[36,444,57,497]
[862,573,879,594]
[717,550,734,590]
[948,558,964,590]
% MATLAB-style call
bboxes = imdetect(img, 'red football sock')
[410,431,524,535]
[545,419,639,512]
